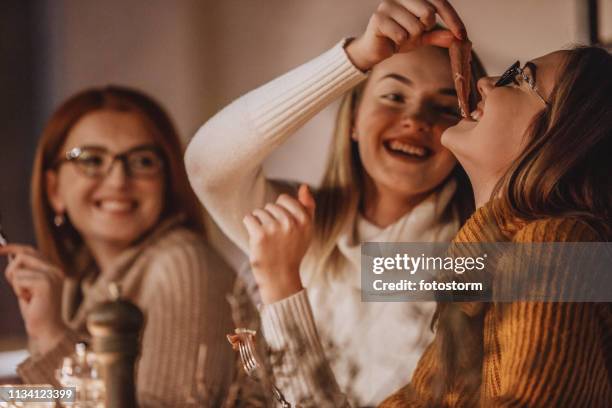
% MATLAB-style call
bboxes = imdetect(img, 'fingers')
[297,184,316,219]
[244,187,315,241]
[243,214,264,241]
[4,251,63,282]
[401,0,436,30]
[421,29,456,48]
[8,268,48,302]
[0,244,39,256]
[372,10,409,48]
[265,203,297,231]
[373,0,466,50]
[375,0,441,48]
[252,208,275,227]
[396,0,435,31]
[276,193,311,225]
[429,0,466,39]
[12,269,47,282]
[1,244,34,263]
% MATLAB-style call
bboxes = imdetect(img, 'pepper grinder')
[87,283,143,408]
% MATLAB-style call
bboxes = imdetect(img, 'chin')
[441,119,477,152]
[92,222,152,246]
[383,175,447,198]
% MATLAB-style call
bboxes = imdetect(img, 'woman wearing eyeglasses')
[240,14,612,408]
[0,86,236,406]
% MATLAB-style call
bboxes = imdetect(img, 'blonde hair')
[311,47,486,280]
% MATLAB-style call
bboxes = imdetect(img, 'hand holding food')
[1,244,67,355]
[345,0,467,71]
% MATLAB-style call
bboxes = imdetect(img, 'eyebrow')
[77,144,107,151]
[379,73,457,96]
[380,73,413,86]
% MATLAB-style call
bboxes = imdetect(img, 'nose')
[400,114,431,135]
[477,76,497,101]
[104,159,129,188]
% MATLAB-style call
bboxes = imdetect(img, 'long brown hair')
[31,86,205,275]
[311,47,486,279]
[382,46,612,408]
[493,46,612,238]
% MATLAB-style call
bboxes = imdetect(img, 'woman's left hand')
[243,184,316,304]
[1,244,67,355]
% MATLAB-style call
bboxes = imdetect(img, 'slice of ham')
[449,39,472,118]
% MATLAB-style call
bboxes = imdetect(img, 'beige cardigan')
[17,217,236,407]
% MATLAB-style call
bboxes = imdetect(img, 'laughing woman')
[185,0,486,405]
[243,39,612,408]
[1,87,235,406]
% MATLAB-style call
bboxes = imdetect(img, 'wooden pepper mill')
[87,283,144,408]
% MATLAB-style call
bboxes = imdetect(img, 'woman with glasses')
[186,0,485,405]
[0,86,236,406]
[241,25,612,408]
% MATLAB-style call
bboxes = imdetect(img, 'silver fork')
[236,330,291,408]
[0,212,8,247]
[0,212,13,262]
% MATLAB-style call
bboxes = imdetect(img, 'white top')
[186,40,461,406]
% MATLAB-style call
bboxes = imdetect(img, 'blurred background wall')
[0,0,607,345]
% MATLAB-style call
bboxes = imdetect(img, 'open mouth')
[469,109,483,121]
[468,102,484,122]
[383,139,432,160]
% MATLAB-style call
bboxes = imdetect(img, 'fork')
[236,330,291,408]
[0,212,8,247]
[0,212,14,262]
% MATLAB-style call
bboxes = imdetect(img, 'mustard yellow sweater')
[381,202,611,407]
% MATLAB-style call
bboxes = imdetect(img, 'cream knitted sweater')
[17,218,236,407]
[186,41,461,406]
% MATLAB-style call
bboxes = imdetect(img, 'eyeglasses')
[494,61,548,106]
[56,145,165,178]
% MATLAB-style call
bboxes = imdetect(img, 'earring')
[54,213,66,227]
[351,129,359,141]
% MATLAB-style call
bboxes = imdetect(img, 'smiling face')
[353,46,461,199]
[46,109,165,252]
[441,51,567,201]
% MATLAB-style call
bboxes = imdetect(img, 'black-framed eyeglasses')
[495,60,548,106]
[55,144,165,178]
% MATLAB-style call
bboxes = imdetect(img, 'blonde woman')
[186,0,484,405]
[1,87,235,406]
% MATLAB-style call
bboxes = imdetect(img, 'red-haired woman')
[1,86,235,406]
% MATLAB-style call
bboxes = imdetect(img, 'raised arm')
[184,1,466,255]
[184,42,366,253]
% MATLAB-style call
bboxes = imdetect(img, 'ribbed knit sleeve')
[17,329,82,385]
[185,40,366,254]
[136,232,235,407]
[260,290,350,407]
